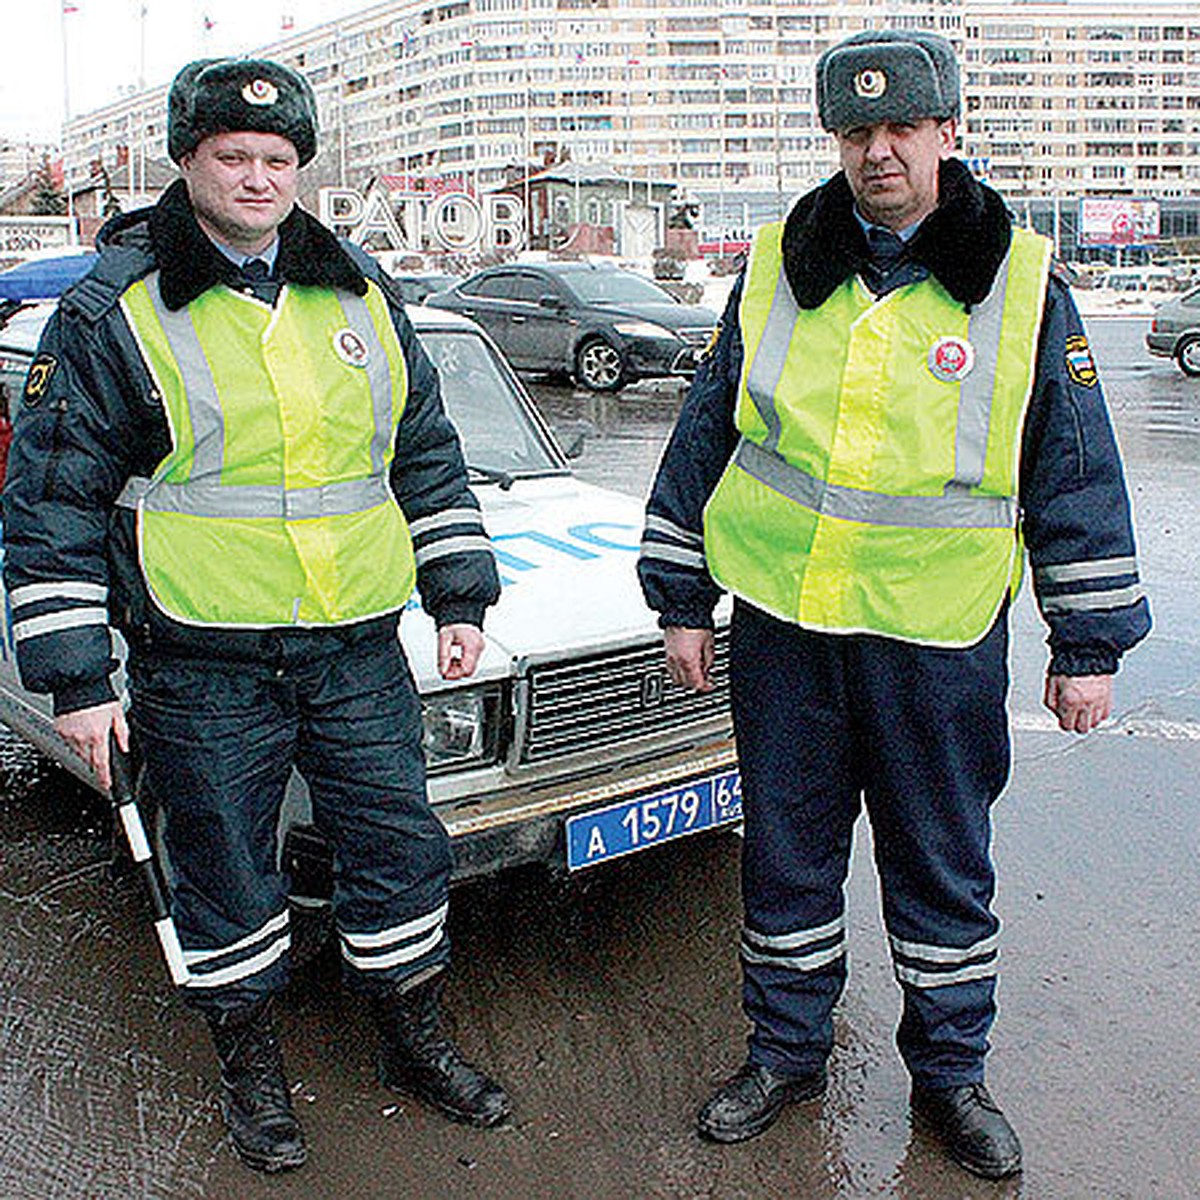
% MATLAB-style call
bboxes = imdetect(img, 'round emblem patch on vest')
[242,79,279,107]
[854,68,888,99]
[333,328,370,368]
[927,336,975,383]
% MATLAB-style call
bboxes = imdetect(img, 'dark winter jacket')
[638,160,1150,676]
[2,180,500,714]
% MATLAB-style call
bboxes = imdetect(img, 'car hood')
[588,300,716,330]
[400,475,666,686]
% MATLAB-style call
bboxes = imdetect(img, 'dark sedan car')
[425,260,716,392]
[390,271,461,306]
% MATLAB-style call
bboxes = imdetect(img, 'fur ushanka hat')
[167,58,319,165]
[815,30,961,132]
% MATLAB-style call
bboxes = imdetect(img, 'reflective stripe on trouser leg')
[854,612,1011,1088]
[129,654,299,1016]
[730,601,863,1076]
[296,634,453,995]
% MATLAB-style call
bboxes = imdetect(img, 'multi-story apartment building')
[966,2,1200,248]
[0,141,55,194]
[60,0,1200,254]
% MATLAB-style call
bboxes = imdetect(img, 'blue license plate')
[565,768,742,871]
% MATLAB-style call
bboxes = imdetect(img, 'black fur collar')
[780,158,1013,310]
[103,179,368,311]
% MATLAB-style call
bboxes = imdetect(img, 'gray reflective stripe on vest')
[953,249,1010,488]
[733,438,1016,530]
[336,291,395,475]
[140,273,396,519]
[743,266,793,453]
[146,272,226,479]
[744,247,1019,489]
[116,472,390,519]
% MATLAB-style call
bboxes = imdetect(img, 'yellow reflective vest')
[703,221,1052,647]
[119,274,416,627]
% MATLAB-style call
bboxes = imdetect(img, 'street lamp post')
[774,62,785,222]
[60,0,76,244]
[718,71,726,259]
[626,75,634,206]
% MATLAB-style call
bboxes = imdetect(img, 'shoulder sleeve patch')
[1064,333,1098,388]
[23,353,58,406]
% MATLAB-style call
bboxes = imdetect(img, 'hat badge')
[854,68,888,99]
[242,78,279,107]
[928,336,975,383]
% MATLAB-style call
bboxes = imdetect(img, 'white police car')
[0,299,738,883]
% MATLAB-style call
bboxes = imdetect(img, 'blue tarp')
[0,253,98,301]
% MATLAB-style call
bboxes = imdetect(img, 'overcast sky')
[1,0,373,144]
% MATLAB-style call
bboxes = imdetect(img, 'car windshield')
[402,274,456,297]
[561,269,677,306]
[418,328,564,478]
[0,305,52,415]
[0,303,53,353]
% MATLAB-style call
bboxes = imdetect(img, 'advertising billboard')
[1079,198,1160,247]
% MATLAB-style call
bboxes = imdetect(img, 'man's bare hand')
[1043,673,1113,734]
[438,623,486,680]
[664,626,715,693]
[54,701,129,791]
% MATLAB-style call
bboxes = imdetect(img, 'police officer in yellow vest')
[3,59,509,1173]
[639,31,1149,1180]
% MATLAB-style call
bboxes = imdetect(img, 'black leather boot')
[697,1062,828,1143]
[207,1001,307,1173]
[372,976,511,1127]
[911,1082,1022,1179]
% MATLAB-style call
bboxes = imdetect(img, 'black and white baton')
[109,735,190,986]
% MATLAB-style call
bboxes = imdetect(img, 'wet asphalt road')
[1,317,1198,1199]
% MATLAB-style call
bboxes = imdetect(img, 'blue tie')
[867,226,905,271]
[863,226,907,294]
[241,258,275,302]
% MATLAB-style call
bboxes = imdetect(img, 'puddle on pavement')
[0,729,219,1199]
[527,378,683,499]
[2,318,1196,1197]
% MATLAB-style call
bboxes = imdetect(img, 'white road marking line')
[1011,711,1200,741]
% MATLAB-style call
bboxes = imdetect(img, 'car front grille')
[519,629,731,764]
[676,326,715,347]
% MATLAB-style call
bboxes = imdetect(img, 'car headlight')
[612,319,678,340]
[421,687,500,772]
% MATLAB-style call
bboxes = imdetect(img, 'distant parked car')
[1101,267,1179,295]
[389,271,460,306]
[1146,284,1200,377]
[1069,263,1111,290]
[426,260,716,392]
[0,250,98,301]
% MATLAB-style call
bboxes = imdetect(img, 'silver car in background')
[1146,284,1200,377]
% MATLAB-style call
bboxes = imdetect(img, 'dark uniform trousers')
[730,599,1010,1089]
[129,624,452,1017]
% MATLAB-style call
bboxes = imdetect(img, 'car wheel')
[1176,334,1200,378]
[575,337,625,392]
